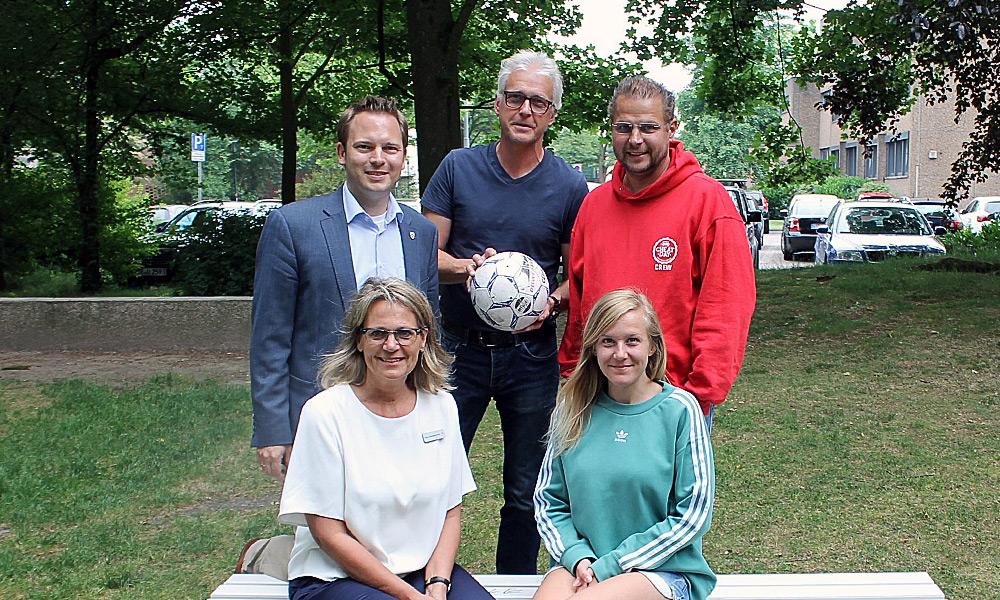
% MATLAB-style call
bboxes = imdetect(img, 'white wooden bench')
[209,572,945,599]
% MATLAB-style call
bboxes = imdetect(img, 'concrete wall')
[0,297,252,352]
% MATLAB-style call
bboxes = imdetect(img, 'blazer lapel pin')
[409,231,416,240]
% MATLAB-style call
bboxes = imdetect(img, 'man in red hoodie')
[558,76,756,428]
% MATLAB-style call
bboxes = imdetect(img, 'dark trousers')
[289,565,492,600]
[441,327,559,574]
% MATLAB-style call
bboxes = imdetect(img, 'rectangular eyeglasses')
[611,122,662,135]
[502,91,554,115]
[359,327,427,345]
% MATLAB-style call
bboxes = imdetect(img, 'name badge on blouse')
[422,429,445,443]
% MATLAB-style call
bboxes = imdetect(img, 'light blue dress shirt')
[342,185,406,290]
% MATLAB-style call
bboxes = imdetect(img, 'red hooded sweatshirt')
[558,140,756,413]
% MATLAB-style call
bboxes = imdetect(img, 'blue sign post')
[191,133,206,202]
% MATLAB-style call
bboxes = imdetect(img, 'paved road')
[759,232,813,270]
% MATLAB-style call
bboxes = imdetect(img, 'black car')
[724,186,763,269]
[910,199,963,233]
[781,194,841,260]
[745,190,770,233]
[139,202,277,281]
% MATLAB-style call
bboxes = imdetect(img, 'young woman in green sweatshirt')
[533,289,716,600]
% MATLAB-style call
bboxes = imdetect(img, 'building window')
[865,144,878,178]
[845,144,858,176]
[820,147,830,160]
[886,133,909,177]
[830,147,840,170]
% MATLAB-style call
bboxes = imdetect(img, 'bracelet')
[425,576,451,591]
[548,294,561,317]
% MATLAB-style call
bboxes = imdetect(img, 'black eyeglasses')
[502,91,554,115]
[359,327,427,345]
[611,122,663,135]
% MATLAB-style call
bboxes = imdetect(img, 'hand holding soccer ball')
[469,251,550,332]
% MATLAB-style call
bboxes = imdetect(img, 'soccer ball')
[470,252,549,332]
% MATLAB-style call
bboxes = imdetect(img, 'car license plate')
[141,267,168,277]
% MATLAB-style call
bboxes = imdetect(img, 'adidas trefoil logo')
[615,429,629,443]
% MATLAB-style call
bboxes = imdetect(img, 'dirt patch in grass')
[0,351,249,385]
[144,494,279,526]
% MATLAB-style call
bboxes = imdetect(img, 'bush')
[758,183,808,218]
[811,176,886,199]
[296,159,345,200]
[172,211,267,295]
[100,179,157,286]
[0,169,155,292]
[940,221,1000,260]
[0,167,78,291]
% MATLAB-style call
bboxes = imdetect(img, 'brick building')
[783,78,998,203]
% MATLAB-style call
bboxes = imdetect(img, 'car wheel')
[782,247,793,261]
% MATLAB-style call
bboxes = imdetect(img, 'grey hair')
[608,76,677,124]
[496,50,564,110]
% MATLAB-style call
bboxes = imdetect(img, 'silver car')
[814,201,946,264]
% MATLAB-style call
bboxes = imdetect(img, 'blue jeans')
[441,327,559,574]
[289,565,492,600]
[641,571,691,600]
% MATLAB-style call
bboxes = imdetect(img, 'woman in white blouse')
[279,278,493,600]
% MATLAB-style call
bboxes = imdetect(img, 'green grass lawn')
[1,259,998,599]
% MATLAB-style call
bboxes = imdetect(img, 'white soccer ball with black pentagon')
[470,251,549,332]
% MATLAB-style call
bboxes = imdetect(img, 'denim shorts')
[639,571,690,600]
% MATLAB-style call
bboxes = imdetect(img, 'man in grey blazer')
[250,96,439,481]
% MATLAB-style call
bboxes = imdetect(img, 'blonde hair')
[317,278,452,393]
[549,289,666,454]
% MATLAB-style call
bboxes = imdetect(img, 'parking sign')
[191,133,206,162]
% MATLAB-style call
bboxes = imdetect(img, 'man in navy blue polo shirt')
[421,50,589,574]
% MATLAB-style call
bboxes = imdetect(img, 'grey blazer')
[249,187,439,447]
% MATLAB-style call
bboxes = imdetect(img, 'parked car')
[855,192,911,203]
[148,204,189,225]
[781,194,841,260]
[814,201,946,264]
[724,186,763,269]
[958,196,1000,233]
[910,198,963,233]
[745,190,770,233]
[742,190,765,246]
[141,201,278,280]
[717,178,748,189]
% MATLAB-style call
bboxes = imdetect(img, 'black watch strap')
[425,576,451,591]
[548,294,561,317]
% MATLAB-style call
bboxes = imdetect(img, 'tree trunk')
[406,0,463,194]
[79,0,102,293]
[597,142,610,182]
[0,124,11,290]
[278,8,297,204]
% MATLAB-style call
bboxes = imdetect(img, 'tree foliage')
[3,0,631,292]
[625,0,999,202]
[2,0,199,291]
[676,87,782,180]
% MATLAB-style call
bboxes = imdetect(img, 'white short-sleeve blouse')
[278,384,476,581]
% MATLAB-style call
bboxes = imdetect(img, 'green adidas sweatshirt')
[534,383,717,600]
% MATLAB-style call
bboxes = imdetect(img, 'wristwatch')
[425,576,452,591]
[548,294,562,317]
